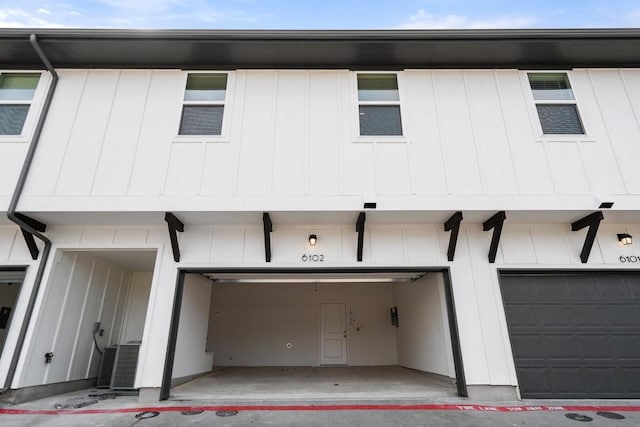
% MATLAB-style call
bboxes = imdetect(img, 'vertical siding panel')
[163,143,203,195]
[465,226,512,384]
[544,144,591,194]
[200,143,236,195]
[92,71,152,195]
[236,72,276,195]
[23,70,87,196]
[211,229,245,264]
[21,252,75,386]
[494,71,554,194]
[0,144,28,196]
[370,227,405,264]
[568,71,626,194]
[433,71,483,195]
[70,260,109,381]
[374,144,411,195]
[590,70,640,194]
[47,254,93,383]
[448,228,491,384]
[128,71,183,195]
[531,225,572,264]
[403,71,447,195]
[54,71,119,195]
[465,71,518,195]
[343,143,376,196]
[500,225,537,264]
[308,72,342,195]
[272,71,306,195]
[404,225,440,264]
[111,273,131,346]
[0,229,16,261]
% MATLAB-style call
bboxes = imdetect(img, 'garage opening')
[164,268,466,401]
[15,250,156,401]
[0,268,26,358]
[500,271,640,399]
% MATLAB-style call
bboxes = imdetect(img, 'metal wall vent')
[110,344,140,390]
[96,347,117,388]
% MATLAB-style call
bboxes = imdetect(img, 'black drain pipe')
[1,34,58,395]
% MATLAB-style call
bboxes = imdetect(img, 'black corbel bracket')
[571,211,604,264]
[482,211,506,263]
[444,211,463,262]
[356,212,366,262]
[263,212,273,262]
[164,212,184,262]
[16,213,46,260]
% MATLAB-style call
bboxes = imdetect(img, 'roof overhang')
[1,28,640,70]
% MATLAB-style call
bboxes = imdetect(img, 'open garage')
[164,268,466,400]
[500,271,640,399]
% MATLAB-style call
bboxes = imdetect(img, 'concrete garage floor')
[170,366,457,401]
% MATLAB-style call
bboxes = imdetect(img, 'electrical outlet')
[92,322,101,334]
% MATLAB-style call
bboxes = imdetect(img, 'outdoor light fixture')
[618,233,633,245]
[308,234,317,246]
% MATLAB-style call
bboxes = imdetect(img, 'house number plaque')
[301,254,325,262]
[619,255,640,263]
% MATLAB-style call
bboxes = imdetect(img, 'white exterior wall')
[2,219,639,391]
[17,251,133,387]
[9,68,640,211]
[6,225,175,390]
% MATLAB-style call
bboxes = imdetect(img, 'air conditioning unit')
[110,344,140,390]
[96,346,117,388]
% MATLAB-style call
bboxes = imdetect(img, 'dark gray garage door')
[500,272,640,399]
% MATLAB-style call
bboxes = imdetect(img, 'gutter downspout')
[1,34,58,394]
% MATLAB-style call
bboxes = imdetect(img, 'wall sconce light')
[618,233,633,245]
[308,234,317,247]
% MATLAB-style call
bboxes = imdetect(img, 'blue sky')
[0,1,639,29]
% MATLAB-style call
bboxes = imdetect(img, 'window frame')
[174,71,234,143]
[0,71,48,143]
[352,71,407,143]
[521,70,593,143]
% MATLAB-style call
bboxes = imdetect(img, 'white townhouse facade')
[0,29,640,402]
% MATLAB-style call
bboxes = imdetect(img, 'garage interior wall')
[17,251,152,388]
[208,281,397,367]
[393,273,455,378]
[172,274,213,380]
[197,275,454,376]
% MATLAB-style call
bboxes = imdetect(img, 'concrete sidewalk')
[1,389,639,426]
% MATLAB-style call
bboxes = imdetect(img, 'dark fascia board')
[2,28,640,69]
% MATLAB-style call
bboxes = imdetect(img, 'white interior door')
[320,303,347,365]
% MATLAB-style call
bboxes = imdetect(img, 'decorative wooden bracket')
[444,211,463,262]
[482,211,506,263]
[356,212,366,262]
[164,212,184,262]
[15,213,46,260]
[263,212,273,262]
[571,211,604,263]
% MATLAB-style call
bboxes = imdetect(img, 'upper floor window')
[0,73,40,135]
[357,73,402,136]
[528,73,584,135]
[179,73,227,135]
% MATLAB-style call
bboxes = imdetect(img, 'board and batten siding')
[2,220,635,389]
[4,68,637,211]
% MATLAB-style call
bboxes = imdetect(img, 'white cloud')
[0,8,67,27]
[400,9,536,29]
[37,8,52,15]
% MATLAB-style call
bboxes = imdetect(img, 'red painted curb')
[1,404,640,416]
